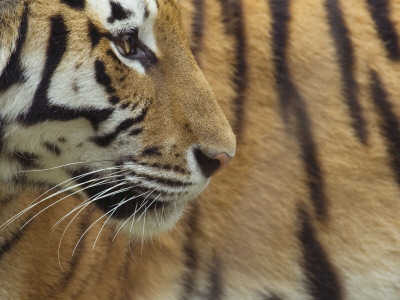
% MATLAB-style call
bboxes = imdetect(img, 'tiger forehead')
[85,0,158,33]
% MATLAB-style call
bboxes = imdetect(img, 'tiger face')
[0,0,235,236]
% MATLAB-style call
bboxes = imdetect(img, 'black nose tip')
[194,149,233,178]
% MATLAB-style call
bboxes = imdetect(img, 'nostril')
[194,149,232,178]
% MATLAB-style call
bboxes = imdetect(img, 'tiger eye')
[113,31,138,57]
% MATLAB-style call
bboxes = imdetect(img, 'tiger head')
[0,0,235,236]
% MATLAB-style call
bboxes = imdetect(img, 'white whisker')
[136,192,160,222]
[129,202,139,233]
[16,158,121,174]
[111,190,156,241]
[17,161,86,173]
[141,214,146,256]
[19,175,129,230]
[71,183,155,256]
[0,167,124,230]
[56,181,138,269]
[57,201,92,272]
[51,180,129,231]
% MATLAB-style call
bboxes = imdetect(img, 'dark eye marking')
[142,147,162,157]
[108,1,133,23]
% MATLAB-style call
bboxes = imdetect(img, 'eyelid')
[111,27,139,37]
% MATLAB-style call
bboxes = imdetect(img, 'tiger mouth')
[93,188,171,220]
[70,168,184,220]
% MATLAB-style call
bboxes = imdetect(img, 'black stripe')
[207,255,224,300]
[142,147,162,156]
[20,16,113,130]
[95,59,116,94]
[91,107,148,147]
[93,231,115,286]
[370,70,400,187]
[270,0,327,219]
[131,158,188,175]
[270,0,291,112]
[0,6,29,92]
[43,142,61,156]
[0,194,15,206]
[13,151,39,169]
[218,0,247,140]
[108,1,132,23]
[173,165,186,174]
[129,127,143,136]
[191,0,205,60]
[129,169,191,187]
[64,214,89,282]
[88,21,102,49]
[181,204,200,300]
[109,95,120,104]
[325,0,368,144]
[262,295,283,300]
[0,223,30,261]
[298,209,342,300]
[366,0,400,61]
[61,0,85,10]
[0,117,5,152]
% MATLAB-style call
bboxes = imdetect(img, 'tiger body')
[1,0,400,299]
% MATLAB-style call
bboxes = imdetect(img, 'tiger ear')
[0,1,28,85]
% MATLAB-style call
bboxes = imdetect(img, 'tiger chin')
[0,0,235,239]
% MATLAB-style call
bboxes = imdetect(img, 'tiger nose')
[194,149,233,178]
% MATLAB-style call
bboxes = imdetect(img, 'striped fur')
[1,0,400,299]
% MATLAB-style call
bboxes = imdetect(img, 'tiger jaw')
[109,200,187,238]
[68,161,209,236]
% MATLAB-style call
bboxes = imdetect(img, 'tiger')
[0,0,236,298]
[1,0,400,299]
